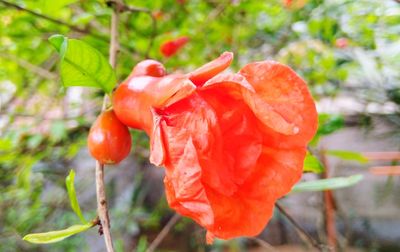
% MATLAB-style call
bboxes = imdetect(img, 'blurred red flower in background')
[282,0,308,9]
[335,37,349,48]
[160,36,189,57]
[113,52,318,242]
[152,10,163,20]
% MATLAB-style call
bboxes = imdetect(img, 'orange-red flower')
[113,52,318,242]
[160,36,189,58]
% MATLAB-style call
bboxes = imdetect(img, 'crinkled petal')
[188,52,233,86]
[197,86,263,185]
[202,73,300,136]
[143,58,318,242]
[163,137,214,227]
[155,94,240,195]
[205,147,306,239]
[239,61,318,148]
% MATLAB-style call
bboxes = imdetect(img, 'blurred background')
[1,0,400,251]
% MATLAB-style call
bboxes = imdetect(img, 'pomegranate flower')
[113,52,318,242]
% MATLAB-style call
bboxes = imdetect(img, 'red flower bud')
[160,36,189,57]
[335,38,349,48]
[88,110,131,165]
[131,59,166,77]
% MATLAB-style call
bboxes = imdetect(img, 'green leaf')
[317,114,344,136]
[48,35,66,53]
[27,134,44,149]
[23,223,93,244]
[50,121,67,142]
[65,170,86,224]
[310,114,345,146]
[39,0,78,14]
[325,150,368,164]
[136,236,148,252]
[292,174,363,193]
[49,34,116,94]
[303,152,324,174]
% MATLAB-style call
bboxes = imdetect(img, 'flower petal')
[239,61,318,147]
[152,89,304,239]
[189,52,233,86]
[163,137,214,227]
[155,93,239,195]
[113,74,195,133]
[138,56,318,242]
[205,147,306,239]
[202,73,300,136]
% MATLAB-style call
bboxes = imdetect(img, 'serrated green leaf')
[292,174,363,193]
[303,152,324,173]
[325,150,368,164]
[23,223,93,244]
[66,170,86,224]
[49,34,116,94]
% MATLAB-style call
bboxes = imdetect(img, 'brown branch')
[0,0,106,41]
[320,150,337,249]
[0,52,57,80]
[108,3,120,70]
[95,163,114,252]
[146,213,181,252]
[0,55,58,134]
[106,0,157,58]
[145,12,157,58]
[275,202,328,251]
[249,237,277,252]
[94,2,121,252]
[121,5,156,58]
[0,0,136,54]
[71,6,109,34]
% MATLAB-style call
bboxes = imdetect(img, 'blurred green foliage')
[0,0,399,251]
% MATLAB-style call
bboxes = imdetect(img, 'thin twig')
[0,52,57,80]
[275,202,327,251]
[250,237,278,252]
[320,149,337,249]
[0,0,135,54]
[108,2,120,70]
[121,5,157,58]
[96,163,114,252]
[146,213,181,252]
[94,2,121,252]
[0,55,58,134]
[71,5,109,34]
[145,12,157,58]
[0,0,104,41]
[109,0,157,58]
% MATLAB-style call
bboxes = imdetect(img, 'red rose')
[113,52,318,242]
